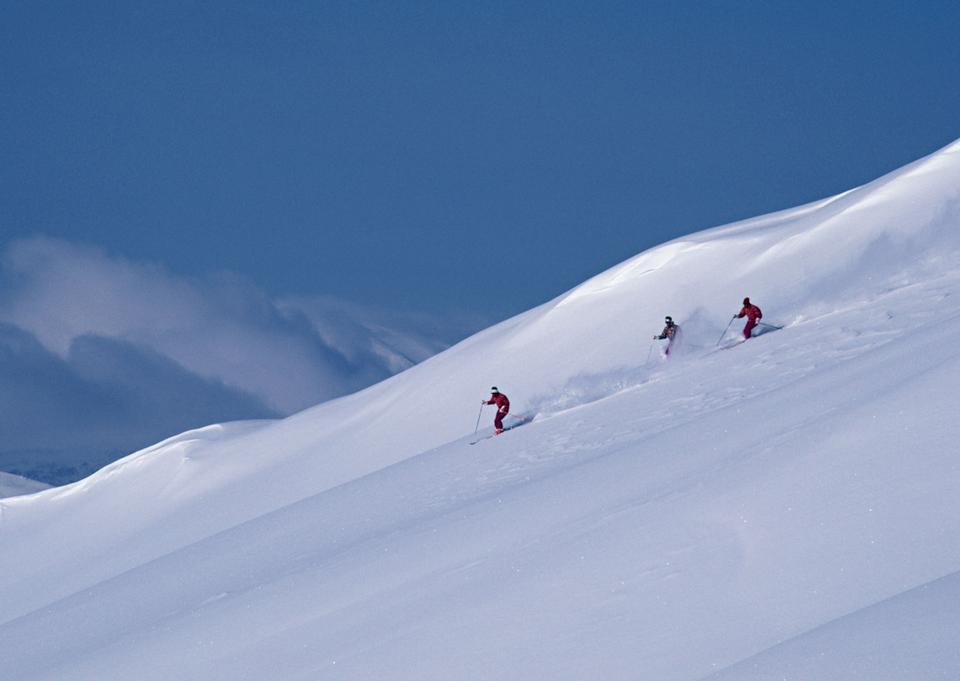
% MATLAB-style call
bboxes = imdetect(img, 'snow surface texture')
[0,471,49,499]
[2,140,960,680]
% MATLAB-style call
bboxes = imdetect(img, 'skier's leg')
[743,319,757,339]
[494,411,505,432]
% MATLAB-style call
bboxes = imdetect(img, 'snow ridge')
[2,139,960,680]
[0,471,49,499]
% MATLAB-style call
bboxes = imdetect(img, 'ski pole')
[645,339,656,365]
[716,315,736,346]
[474,403,484,434]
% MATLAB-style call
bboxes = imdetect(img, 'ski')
[469,415,533,445]
[716,322,784,349]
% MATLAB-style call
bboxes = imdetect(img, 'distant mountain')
[0,470,49,499]
[0,243,474,485]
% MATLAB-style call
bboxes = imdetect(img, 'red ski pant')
[743,318,758,339]
[494,409,508,431]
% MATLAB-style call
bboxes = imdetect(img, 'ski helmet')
[665,316,673,323]
[743,297,750,305]
[490,387,499,394]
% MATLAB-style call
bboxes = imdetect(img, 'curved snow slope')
[0,471,49,499]
[2,139,960,680]
[702,568,960,681]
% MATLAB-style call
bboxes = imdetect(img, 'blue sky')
[1,1,959,482]
[3,1,958,322]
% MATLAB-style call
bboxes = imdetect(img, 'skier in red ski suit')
[737,297,763,339]
[483,387,510,434]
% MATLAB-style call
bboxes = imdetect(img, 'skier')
[482,387,510,435]
[736,297,763,339]
[653,316,680,355]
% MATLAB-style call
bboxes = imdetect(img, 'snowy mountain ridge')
[1,139,959,680]
[0,471,49,499]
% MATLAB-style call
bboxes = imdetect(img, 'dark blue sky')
[3,0,959,324]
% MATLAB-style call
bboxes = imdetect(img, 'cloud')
[0,237,459,412]
[280,294,484,374]
[0,236,474,483]
[0,322,277,483]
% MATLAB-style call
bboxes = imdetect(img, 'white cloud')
[0,236,479,483]
[0,237,461,414]
[0,321,277,483]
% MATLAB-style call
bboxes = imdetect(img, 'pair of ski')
[716,321,783,349]
[469,415,533,445]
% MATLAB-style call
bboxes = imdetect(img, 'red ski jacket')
[737,304,762,322]
[486,393,510,413]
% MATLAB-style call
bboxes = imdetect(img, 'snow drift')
[1,139,959,681]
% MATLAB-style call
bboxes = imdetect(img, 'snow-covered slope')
[1,139,959,681]
[0,471,49,499]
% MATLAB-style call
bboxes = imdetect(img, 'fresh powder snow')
[1,140,959,680]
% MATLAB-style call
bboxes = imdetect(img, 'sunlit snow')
[2,140,959,681]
